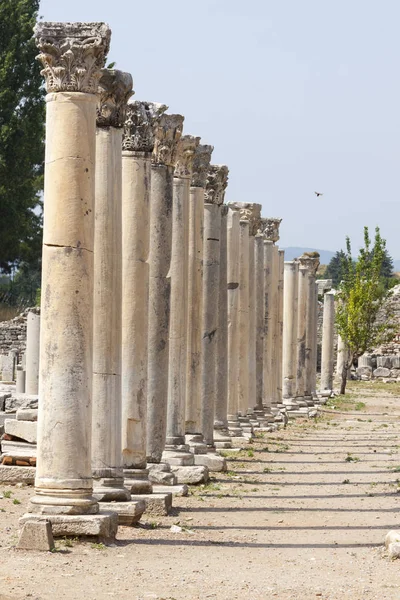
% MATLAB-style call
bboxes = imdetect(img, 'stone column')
[336,335,351,382]
[226,208,242,436]
[302,254,320,401]
[25,312,40,395]
[24,22,116,538]
[294,260,309,406]
[310,282,319,397]
[270,248,280,407]
[121,101,165,494]
[163,135,200,466]
[147,114,183,464]
[185,145,213,441]
[254,231,265,414]
[200,165,228,447]
[320,292,335,392]
[276,248,285,406]
[282,261,299,406]
[214,204,232,448]
[91,69,133,503]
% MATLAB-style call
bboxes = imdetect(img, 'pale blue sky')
[39,0,400,258]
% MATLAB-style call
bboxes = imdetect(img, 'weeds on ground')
[345,453,360,462]
[91,542,106,550]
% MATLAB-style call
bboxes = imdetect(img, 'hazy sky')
[39,0,400,257]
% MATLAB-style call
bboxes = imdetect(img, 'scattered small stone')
[17,520,54,551]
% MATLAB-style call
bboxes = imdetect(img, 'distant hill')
[394,260,400,272]
[282,247,335,265]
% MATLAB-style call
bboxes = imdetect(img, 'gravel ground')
[0,381,400,599]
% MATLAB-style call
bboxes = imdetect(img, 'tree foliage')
[324,250,346,287]
[0,0,45,274]
[335,227,395,394]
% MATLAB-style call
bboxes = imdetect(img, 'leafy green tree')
[335,227,395,394]
[0,0,45,274]
[324,250,347,287]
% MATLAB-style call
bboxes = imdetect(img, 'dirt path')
[1,383,400,599]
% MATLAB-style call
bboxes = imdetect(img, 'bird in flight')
[314,191,323,197]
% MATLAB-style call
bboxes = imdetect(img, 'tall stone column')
[147,114,183,464]
[92,69,133,503]
[282,261,299,406]
[200,165,228,447]
[23,22,117,538]
[25,312,40,395]
[276,248,285,405]
[121,101,165,495]
[254,231,265,414]
[185,145,213,439]
[302,253,320,401]
[310,281,319,397]
[214,204,232,448]
[336,335,351,382]
[163,135,200,466]
[320,292,335,392]
[226,208,242,436]
[294,259,309,406]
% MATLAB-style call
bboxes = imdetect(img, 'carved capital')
[191,144,214,188]
[34,22,111,94]
[122,100,167,153]
[298,252,320,274]
[96,69,133,128]
[152,114,184,167]
[261,217,282,243]
[204,165,229,205]
[228,202,261,234]
[174,135,200,178]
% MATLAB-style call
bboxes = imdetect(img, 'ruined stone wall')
[0,308,39,355]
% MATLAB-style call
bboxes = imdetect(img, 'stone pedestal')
[25,313,40,395]
[121,101,164,495]
[146,114,183,464]
[282,261,299,406]
[321,292,335,392]
[24,22,116,539]
[200,165,228,446]
[163,135,199,466]
[92,69,133,503]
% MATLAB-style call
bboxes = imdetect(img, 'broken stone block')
[373,367,390,378]
[194,453,227,472]
[377,356,392,369]
[130,492,173,516]
[385,530,400,548]
[0,465,35,484]
[4,419,37,443]
[16,408,38,422]
[1,440,37,458]
[17,520,54,551]
[170,465,209,484]
[4,394,38,413]
[388,543,400,559]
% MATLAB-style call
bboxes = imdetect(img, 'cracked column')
[282,260,299,408]
[121,101,165,496]
[277,248,285,407]
[146,114,183,484]
[200,166,228,448]
[185,145,213,450]
[226,208,243,438]
[22,22,117,540]
[254,228,265,419]
[320,291,335,392]
[92,69,133,506]
[162,135,200,467]
[302,253,320,402]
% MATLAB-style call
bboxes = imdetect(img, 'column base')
[99,500,145,525]
[148,462,177,486]
[162,446,195,466]
[213,428,232,449]
[19,511,118,541]
[130,492,173,516]
[92,478,131,502]
[123,468,153,495]
[185,433,208,454]
[282,398,300,410]
[29,488,99,515]
[170,464,209,484]
[193,451,227,472]
[227,414,244,437]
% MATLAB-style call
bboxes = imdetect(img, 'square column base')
[130,492,173,516]
[99,500,145,525]
[19,511,118,541]
[194,453,227,472]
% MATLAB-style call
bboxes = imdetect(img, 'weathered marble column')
[24,22,116,537]
[163,135,200,466]
[294,259,309,406]
[91,69,133,503]
[282,261,299,405]
[147,114,183,463]
[254,231,265,413]
[226,208,242,435]
[336,334,351,382]
[270,248,280,407]
[25,312,40,395]
[320,292,335,392]
[185,145,213,439]
[121,101,165,494]
[310,281,319,397]
[238,219,250,416]
[302,254,320,400]
[214,204,232,447]
[277,248,285,405]
[200,165,228,446]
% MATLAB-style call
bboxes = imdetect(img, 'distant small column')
[163,135,200,465]
[336,335,350,382]
[121,101,165,494]
[320,292,335,392]
[282,260,299,405]
[185,145,213,436]
[147,114,183,463]
[25,312,40,395]
[200,165,229,446]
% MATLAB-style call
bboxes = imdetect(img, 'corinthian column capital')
[298,252,320,274]
[152,114,184,167]
[122,100,167,152]
[34,21,111,94]
[96,69,134,128]
[204,165,229,205]
[229,202,261,233]
[261,217,282,243]
[174,135,200,178]
[191,145,214,188]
